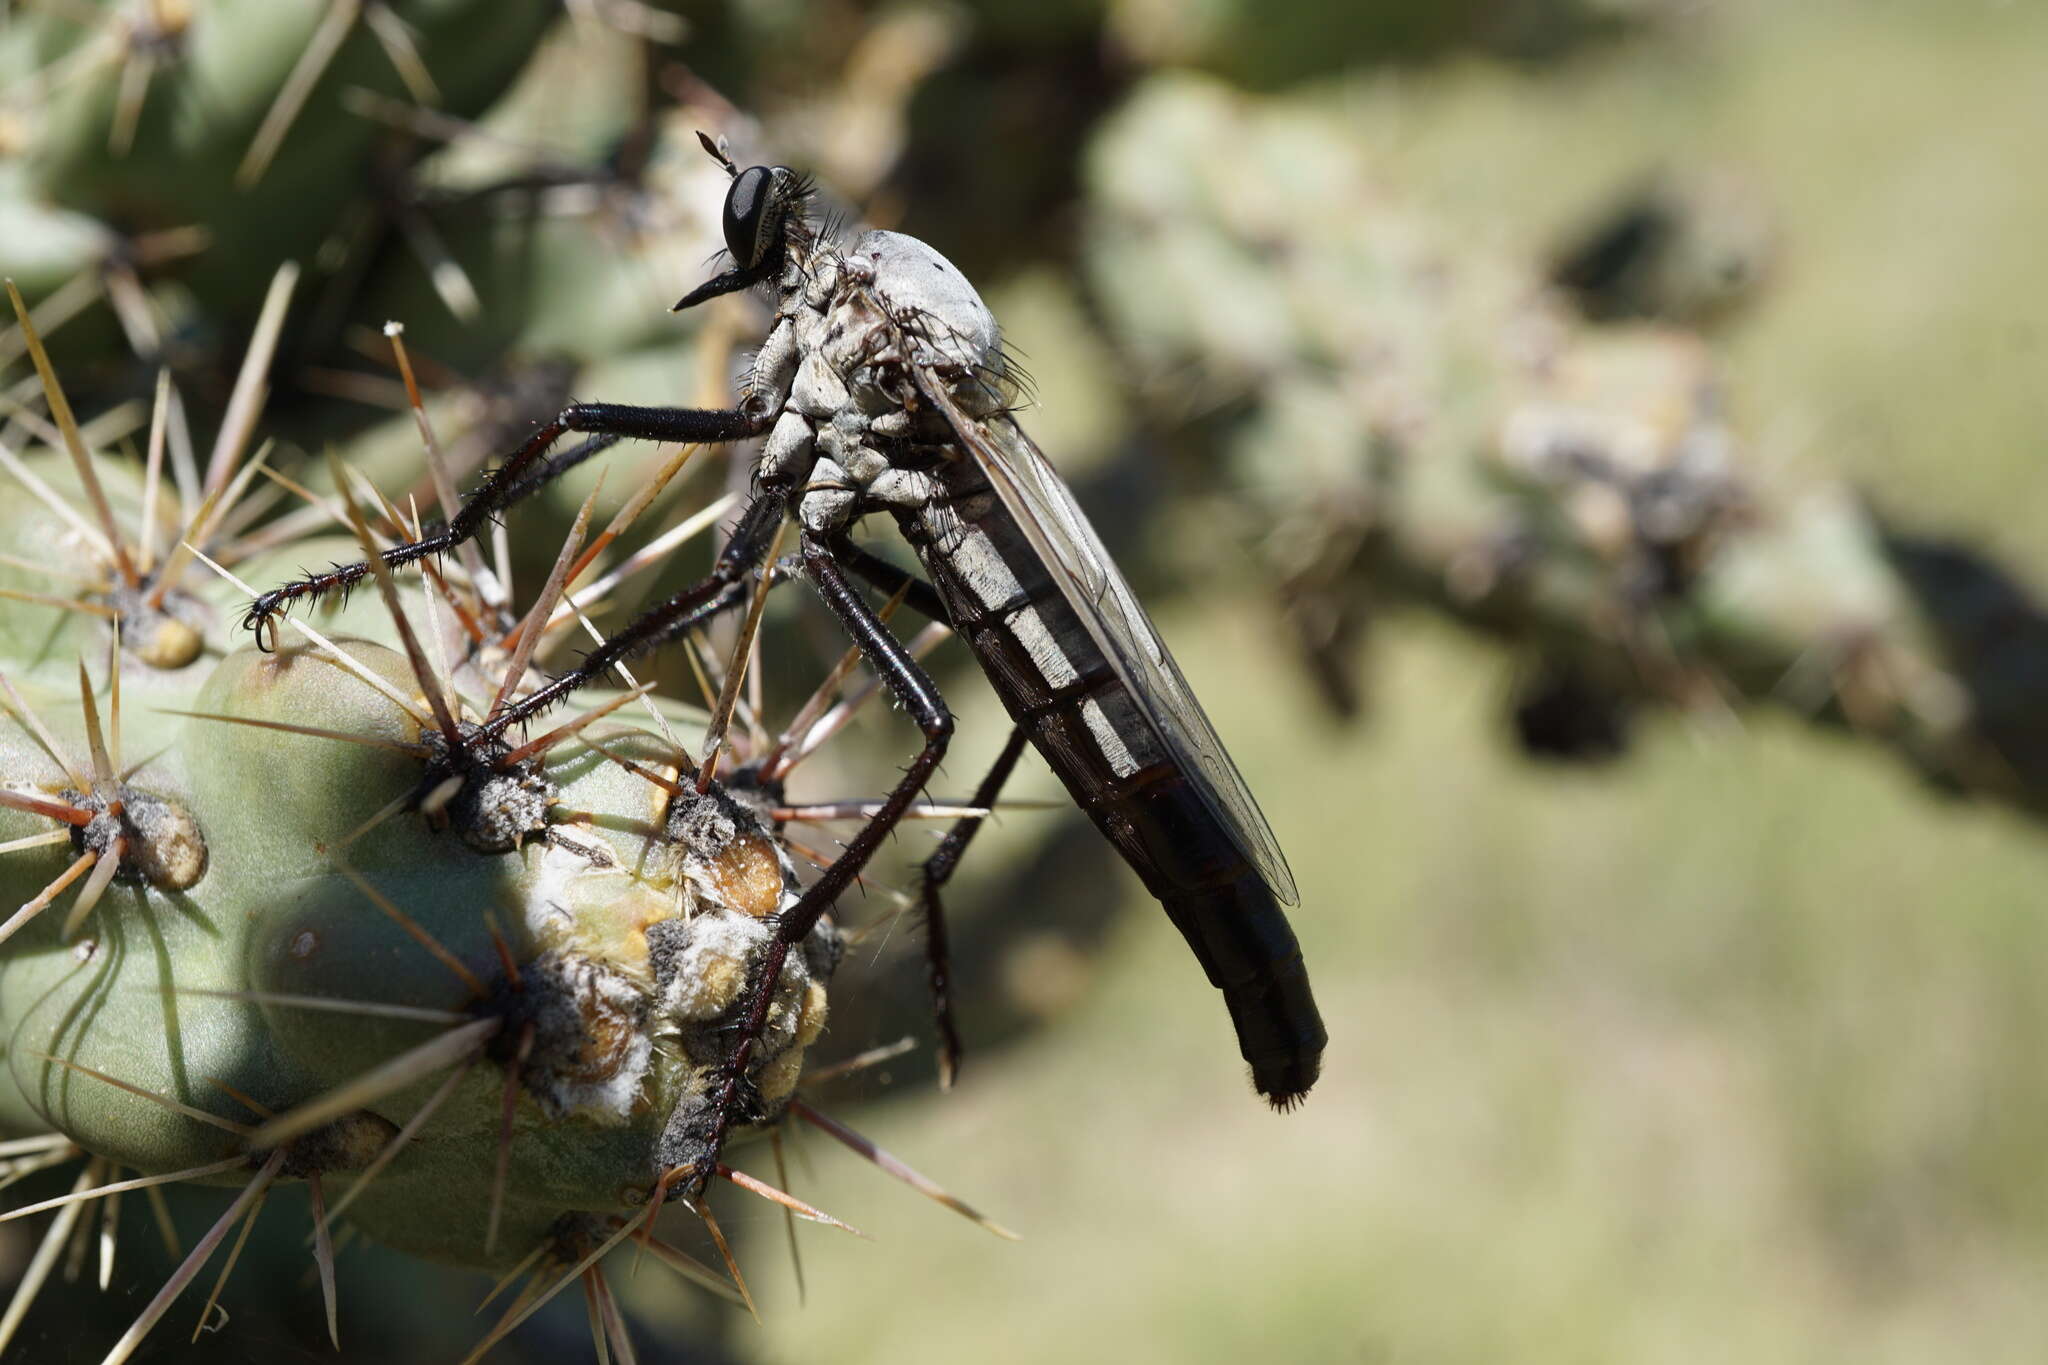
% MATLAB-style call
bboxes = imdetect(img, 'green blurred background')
[5,0,2048,1361]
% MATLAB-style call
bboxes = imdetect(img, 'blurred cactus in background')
[0,0,557,385]
[1081,74,2048,816]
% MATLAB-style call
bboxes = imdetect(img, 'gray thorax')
[744,229,1008,536]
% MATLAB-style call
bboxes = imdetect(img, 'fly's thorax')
[777,229,1010,531]
[743,313,800,420]
[831,229,1009,416]
[791,348,849,419]
[798,412,854,530]
[817,284,892,380]
[840,230,1001,368]
[746,235,844,423]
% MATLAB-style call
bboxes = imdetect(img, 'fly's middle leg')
[820,539,1021,1088]
[472,486,792,744]
[919,724,1029,1090]
[819,536,1034,1087]
[823,537,954,626]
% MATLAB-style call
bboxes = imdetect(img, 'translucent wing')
[914,370,1300,905]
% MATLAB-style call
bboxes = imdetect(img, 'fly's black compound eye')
[723,165,798,270]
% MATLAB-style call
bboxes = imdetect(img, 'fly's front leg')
[241,400,771,647]
[662,531,955,1197]
[920,724,1028,1090]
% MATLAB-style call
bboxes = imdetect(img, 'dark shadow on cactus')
[891,32,1129,283]
[1879,527,2048,814]
[1511,656,1635,763]
[1126,0,1638,93]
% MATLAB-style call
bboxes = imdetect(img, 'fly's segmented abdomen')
[897,488,1326,1104]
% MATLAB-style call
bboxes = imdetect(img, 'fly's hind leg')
[660,531,954,1198]
[813,537,1016,1087]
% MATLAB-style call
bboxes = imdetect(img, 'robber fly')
[246,135,1324,1185]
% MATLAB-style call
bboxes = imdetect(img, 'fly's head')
[718,162,812,274]
[673,131,817,312]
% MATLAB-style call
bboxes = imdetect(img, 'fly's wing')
[915,369,1300,905]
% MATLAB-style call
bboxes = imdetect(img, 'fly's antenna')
[696,129,738,178]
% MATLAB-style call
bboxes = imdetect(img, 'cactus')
[1078,73,2048,816]
[0,0,722,554]
[0,262,1013,1360]
[0,13,1092,1353]
[0,0,564,392]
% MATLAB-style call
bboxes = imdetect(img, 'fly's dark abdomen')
[1035,724,1325,1105]
[1097,773,1325,1106]
[1160,873,1323,1107]
[898,486,1327,1106]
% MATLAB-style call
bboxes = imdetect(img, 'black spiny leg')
[473,487,792,742]
[827,537,953,626]
[667,531,955,1197]
[825,535,1004,1086]
[920,724,1029,1090]
[241,400,770,647]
